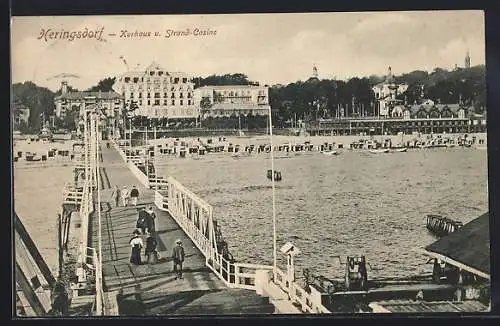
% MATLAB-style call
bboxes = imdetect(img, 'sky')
[11,11,485,91]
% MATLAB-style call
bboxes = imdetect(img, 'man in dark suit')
[172,239,185,279]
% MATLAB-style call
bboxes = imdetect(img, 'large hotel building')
[112,62,198,119]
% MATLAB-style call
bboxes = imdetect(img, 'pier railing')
[154,186,269,289]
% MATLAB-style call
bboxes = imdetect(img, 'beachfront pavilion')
[369,212,491,313]
[309,103,486,136]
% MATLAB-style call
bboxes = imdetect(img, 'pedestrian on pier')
[130,185,140,207]
[146,206,156,233]
[172,239,185,279]
[50,280,70,316]
[110,185,121,207]
[145,233,159,264]
[129,229,144,265]
[137,208,149,235]
[122,186,130,206]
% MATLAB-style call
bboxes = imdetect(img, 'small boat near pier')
[426,214,463,237]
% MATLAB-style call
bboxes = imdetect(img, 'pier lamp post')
[268,104,277,280]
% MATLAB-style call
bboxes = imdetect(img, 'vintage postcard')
[11,11,490,316]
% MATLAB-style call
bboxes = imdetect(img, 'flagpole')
[269,105,277,279]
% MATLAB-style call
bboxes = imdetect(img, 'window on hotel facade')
[180,93,184,98]
[147,93,151,98]
[164,92,168,98]
[187,93,192,98]
[188,100,192,105]
[171,92,175,98]
[139,93,143,98]
[158,71,164,76]
[171,86,175,91]
[171,100,175,105]
[180,100,183,105]
[182,78,187,83]
[154,100,160,105]
[147,100,151,105]
[124,77,130,83]
[150,71,154,76]
[164,99,168,105]
[154,93,160,98]
[139,100,143,105]
[174,78,179,84]
[133,77,139,83]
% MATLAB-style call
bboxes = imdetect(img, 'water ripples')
[159,149,488,279]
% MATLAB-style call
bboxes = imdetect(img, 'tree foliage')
[394,65,486,112]
[86,77,116,92]
[269,65,486,125]
[12,81,56,131]
[269,77,376,125]
[192,73,259,88]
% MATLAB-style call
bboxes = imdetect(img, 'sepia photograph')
[11,10,490,316]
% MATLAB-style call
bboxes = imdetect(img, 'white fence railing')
[115,138,331,313]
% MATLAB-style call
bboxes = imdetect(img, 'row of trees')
[393,66,486,109]
[270,65,486,126]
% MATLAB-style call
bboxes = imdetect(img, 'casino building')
[193,85,270,129]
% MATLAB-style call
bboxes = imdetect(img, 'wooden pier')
[89,144,274,315]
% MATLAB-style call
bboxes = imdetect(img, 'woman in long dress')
[129,230,144,265]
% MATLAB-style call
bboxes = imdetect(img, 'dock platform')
[89,144,274,315]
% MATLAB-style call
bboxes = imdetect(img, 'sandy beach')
[145,132,487,149]
[13,141,76,275]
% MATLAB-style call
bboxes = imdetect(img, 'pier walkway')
[89,144,274,315]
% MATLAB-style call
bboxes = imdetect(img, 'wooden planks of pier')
[89,143,274,315]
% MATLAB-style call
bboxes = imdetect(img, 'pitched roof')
[423,212,490,278]
[55,91,123,101]
[403,104,469,115]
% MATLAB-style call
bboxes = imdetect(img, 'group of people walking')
[128,206,186,279]
[110,185,140,207]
